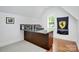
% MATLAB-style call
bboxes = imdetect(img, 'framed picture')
[6,17,15,24]
[57,16,69,35]
[20,24,25,30]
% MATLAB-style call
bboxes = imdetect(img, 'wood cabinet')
[24,31,53,50]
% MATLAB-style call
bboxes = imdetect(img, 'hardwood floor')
[48,38,78,52]
[47,38,78,52]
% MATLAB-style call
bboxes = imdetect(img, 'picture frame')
[6,17,15,24]
[20,24,25,30]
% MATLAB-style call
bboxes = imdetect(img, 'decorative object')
[6,17,15,24]
[57,17,69,35]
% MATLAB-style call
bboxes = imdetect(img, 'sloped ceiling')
[62,6,79,20]
[0,6,79,20]
[0,6,49,18]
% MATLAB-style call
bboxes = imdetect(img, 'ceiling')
[62,6,79,20]
[0,6,49,18]
[0,6,79,20]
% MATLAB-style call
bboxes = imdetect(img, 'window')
[48,16,55,29]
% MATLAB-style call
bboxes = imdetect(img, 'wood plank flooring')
[48,38,78,52]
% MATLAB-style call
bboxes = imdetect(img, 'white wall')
[77,20,79,48]
[62,6,79,20]
[42,7,78,46]
[0,12,41,47]
[62,7,79,48]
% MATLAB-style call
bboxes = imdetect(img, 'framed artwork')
[6,17,15,24]
[20,24,25,30]
[57,16,69,35]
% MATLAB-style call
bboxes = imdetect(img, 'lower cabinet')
[24,31,53,50]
